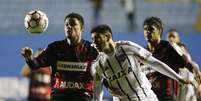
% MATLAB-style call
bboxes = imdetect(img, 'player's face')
[167,32,180,43]
[144,24,161,43]
[64,18,83,42]
[91,33,108,52]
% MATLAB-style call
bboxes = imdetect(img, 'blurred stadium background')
[0,0,201,100]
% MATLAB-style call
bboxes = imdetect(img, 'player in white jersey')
[90,24,191,101]
[166,29,200,101]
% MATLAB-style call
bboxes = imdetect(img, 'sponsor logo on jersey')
[59,81,85,89]
[109,67,133,81]
[57,61,88,72]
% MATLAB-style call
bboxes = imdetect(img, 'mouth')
[67,30,72,34]
[91,43,101,50]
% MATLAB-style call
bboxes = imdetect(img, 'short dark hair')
[91,24,112,37]
[143,16,163,35]
[168,28,177,33]
[64,12,84,29]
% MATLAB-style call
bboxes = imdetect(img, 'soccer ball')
[24,10,48,33]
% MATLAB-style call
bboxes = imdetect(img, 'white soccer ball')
[24,10,48,33]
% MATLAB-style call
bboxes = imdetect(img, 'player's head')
[167,28,180,43]
[64,12,84,44]
[91,24,113,52]
[143,17,163,43]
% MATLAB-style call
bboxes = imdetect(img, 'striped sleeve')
[118,41,152,60]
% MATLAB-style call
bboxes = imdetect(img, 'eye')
[69,21,77,26]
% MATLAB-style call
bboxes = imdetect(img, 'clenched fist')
[21,47,33,60]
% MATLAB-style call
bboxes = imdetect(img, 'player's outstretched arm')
[144,55,190,84]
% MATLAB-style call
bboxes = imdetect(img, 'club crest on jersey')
[57,61,87,72]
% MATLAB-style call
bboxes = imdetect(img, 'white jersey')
[94,41,158,101]
[176,68,197,101]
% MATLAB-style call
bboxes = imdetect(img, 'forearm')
[147,56,183,82]
[25,58,40,70]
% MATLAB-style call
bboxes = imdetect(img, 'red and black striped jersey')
[145,40,188,99]
[29,67,51,101]
[29,39,98,97]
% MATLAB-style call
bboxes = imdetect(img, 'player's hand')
[21,47,33,60]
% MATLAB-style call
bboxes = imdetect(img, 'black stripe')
[115,55,141,100]
[106,59,131,101]
[121,47,148,97]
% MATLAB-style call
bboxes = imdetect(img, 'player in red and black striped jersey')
[143,17,194,101]
[21,48,52,101]
[21,13,98,101]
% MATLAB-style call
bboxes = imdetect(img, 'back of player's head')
[91,24,113,38]
[64,12,84,29]
[143,16,163,35]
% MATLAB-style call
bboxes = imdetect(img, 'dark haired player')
[90,24,190,101]
[21,48,52,101]
[21,12,98,101]
[143,17,194,101]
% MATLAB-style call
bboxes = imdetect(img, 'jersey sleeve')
[118,41,152,60]
[26,43,54,70]
[145,56,183,82]
[36,43,54,67]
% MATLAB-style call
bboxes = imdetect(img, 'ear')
[81,26,84,32]
[105,34,111,42]
[106,32,112,41]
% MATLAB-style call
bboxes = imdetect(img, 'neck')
[147,40,160,53]
[66,37,81,46]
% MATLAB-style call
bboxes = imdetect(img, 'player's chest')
[100,54,132,80]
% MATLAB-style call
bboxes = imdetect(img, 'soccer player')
[167,29,200,101]
[143,17,195,101]
[21,48,51,101]
[21,12,99,101]
[90,24,190,101]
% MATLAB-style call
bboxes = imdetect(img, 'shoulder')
[82,39,91,45]
[82,39,99,59]
[159,40,170,46]
[116,40,141,48]
[116,40,142,52]
[158,40,174,50]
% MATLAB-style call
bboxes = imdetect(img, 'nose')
[67,25,72,29]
